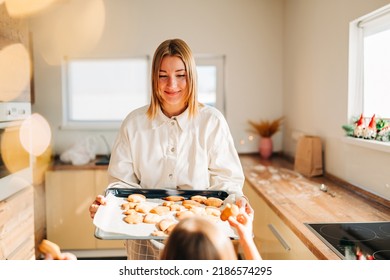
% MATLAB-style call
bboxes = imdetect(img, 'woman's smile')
[159,55,188,117]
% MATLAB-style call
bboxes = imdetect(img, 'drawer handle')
[268,224,291,251]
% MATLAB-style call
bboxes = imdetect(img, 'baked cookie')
[175,210,195,220]
[220,203,239,221]
[204,197,223,208]
[182,200,201,209]
[190,206,206,216]
[205,206,221,217]
[127,193,146,203]
[164,223,177,234]
[123,209,137,215]
[190,195,207,204]
[150,206,171,216]
[151,230,167,237]
[162,201,174,207]
[143,213,161,224]
[164,195,185,202]
[169,204,185,212]
[123,213,144,224]
[135,203,153,214]
[158,218,176,231]
[121,202,138,210]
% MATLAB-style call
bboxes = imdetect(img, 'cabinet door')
[94,170,125,250]
[45,170,96,250]
[243,182,317,260]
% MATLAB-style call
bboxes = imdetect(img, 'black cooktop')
[306,222,390,260]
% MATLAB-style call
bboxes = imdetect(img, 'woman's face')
[158,55,188,117]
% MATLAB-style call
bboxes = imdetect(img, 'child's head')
[160,216,237,260]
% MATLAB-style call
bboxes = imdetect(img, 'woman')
[161,204,261,260]
[89,38,248,259]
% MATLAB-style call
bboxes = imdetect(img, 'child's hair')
[160,216,237,260]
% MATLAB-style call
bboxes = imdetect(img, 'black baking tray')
[105,187,230,199]
[94,188,231,240]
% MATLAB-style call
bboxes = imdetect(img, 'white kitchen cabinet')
[45,169,124,251]
[0,186,35,260]
[243,181,317,260]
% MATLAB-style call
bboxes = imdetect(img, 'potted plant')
[247,116,284,159]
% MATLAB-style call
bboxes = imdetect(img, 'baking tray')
[105,188,229,200]
[94,188,236,240]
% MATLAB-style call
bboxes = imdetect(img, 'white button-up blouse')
[107,105,244,196]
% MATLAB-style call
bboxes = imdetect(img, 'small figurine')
[353,113,365,138]
[363,114,376,139]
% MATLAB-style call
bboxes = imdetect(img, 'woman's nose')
[167,76,177,87]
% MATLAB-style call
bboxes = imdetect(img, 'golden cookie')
[150,206,171,216]
[121,202,138,210]
[190,206,206,216]
[164,195,185,202]
[190,195,207,204]
[158,218,176,231]
[205,206,221,217]
[182,200,201,209]
[169,204,185,211]
[123,209,137,215]
[162,201,174,207]
[123,213,144,224]
[175,210,195,220]
[135,203,153,214]
[127,193,146,203]
[143,213,161,224]
[164,223,177,234]
[151,230,167,237]
[220,203,239,221]
[204,197,223,207]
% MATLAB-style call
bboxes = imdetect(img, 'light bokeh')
[0,43,31,102]
[5,0,58,18]
[19,113,52,157]
[32,0,105,65]
[1,125,30,174]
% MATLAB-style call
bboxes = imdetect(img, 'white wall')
[29,0,284,155]
[29,0,390,200]
[283,0,390,200]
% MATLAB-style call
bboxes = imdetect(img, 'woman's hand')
[89,195,107,219]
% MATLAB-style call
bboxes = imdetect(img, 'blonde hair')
[160,217,237,260]
[146,38,199,119]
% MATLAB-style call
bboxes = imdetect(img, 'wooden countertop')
[240,154,390,260]
[48,155,110,171]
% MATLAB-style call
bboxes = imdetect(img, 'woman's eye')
[159,75,168,79]
[177,75,186,78]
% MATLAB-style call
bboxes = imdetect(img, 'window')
[62,57,149,129]
[349,4,390,121]
[62,55,225,130]
[195,55,225,115]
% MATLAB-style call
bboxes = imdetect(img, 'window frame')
[61,56,150,130]
[195,55,226,116]
[61,55,226,131]
[348,4,390,152]
[349,4,390,121]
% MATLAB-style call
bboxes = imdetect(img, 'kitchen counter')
[240,154,390,260]
[48,155,110,171]
[47,153,390,259]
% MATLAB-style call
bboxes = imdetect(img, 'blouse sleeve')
[106,120,141,190]
[207,114,245,196]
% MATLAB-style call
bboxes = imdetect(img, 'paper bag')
[294,136,323,177]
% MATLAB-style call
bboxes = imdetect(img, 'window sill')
[342,136,390,153]
[60,121,120,131]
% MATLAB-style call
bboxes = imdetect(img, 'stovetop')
[306,222,390,260]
